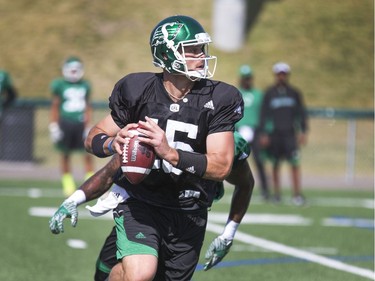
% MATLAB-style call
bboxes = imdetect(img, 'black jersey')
[109,72,243,210]
[259,83,308,134]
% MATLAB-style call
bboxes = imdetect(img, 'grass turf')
[0,180,373,281]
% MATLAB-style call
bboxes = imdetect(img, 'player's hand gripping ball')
[121,130,155,184]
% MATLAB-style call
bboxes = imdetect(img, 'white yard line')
[207,222,375,280]
[2,187,373,209]
[29,206,113,220]
[219,195,374,209]
[208,212,312,226]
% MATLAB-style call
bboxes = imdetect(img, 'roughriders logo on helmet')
[150,15,217,81]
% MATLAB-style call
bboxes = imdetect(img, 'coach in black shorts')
[83,15,244,281]
[258,62,308,206]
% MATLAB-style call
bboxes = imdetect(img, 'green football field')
[0,180,373,281]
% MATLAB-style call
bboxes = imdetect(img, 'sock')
[62,173,76,197]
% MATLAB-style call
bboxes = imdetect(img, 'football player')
[0,69,18,118]
[72,15,243,281]
[49,57,94,196]
[49,132,254,280]
[236,65,270,200]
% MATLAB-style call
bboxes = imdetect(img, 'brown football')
[120,131,155,184]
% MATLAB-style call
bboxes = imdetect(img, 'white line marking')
[66,239,87,249]
[206,222,375,280]
[28,188,43,198]
[219,195,375,209]
[302,247,339,255]
[30,207,373,230]
[29,207,113,220]
[311,198,374,209]
[231,245,339,255]
[3,188,373,209]
[208,212,312,226]
[0,187,61,198]
[322,217,374,228]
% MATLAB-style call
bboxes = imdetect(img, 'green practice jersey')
[50,78,91,122]
[236,87,263,128]
[0,70,16,116]
[0,70,13,93]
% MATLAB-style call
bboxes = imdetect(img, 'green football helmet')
[150,15,217,81]
[62,56,84,83]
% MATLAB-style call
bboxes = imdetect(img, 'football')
[121,130,155,184]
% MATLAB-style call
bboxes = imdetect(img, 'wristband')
[220,220,239,241]
[66,190,86,205]
[107,138,115,155]
[92,133,109,158]
[176,149,207,177]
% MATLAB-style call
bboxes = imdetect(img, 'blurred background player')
[49,56,94,197]
[236,65,269,200]
[0,69,18,119]
[258,62,308,206]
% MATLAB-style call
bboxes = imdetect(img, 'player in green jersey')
[0,70,18,119]
[49,56,94,197]
[236,65,269,200]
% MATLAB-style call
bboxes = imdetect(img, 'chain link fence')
[0,99,373,188]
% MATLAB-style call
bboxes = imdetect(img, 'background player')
[49,132,254,280]
[236,65,269,200]
[0,69,18,119]
[258,62,308,205]
[49,56,94,196]
[83,15,244,281]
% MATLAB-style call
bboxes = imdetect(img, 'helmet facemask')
[151,18,217,81]
[173,35,217,81]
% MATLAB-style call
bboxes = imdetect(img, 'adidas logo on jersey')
[204,100,214,110]
[186,166,196,174]
[135,232,146,239]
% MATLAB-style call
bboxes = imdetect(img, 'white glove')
[204,237,232,270]
[48,122,63,143]
[204,220,239,271]
[49,200,78,234]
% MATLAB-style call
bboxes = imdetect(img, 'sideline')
[206,222,375,280]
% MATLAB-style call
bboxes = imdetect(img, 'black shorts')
[114,198,207,281]
[268,132,300,165]
[56,119,85,152]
